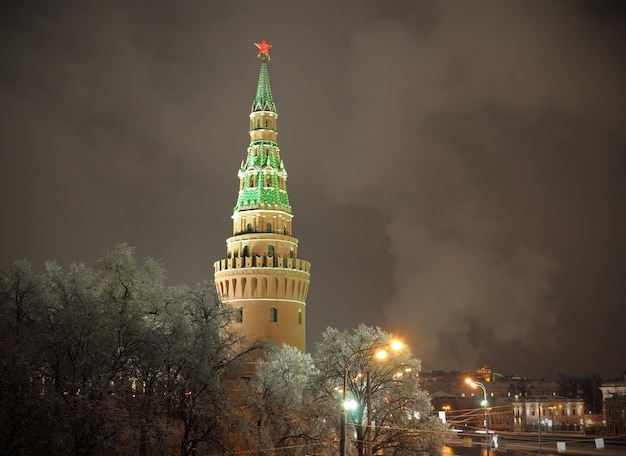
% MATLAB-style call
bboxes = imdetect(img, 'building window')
[243,245,249,257]
[266,222,272,233]
[268,245,274,257]
[270,306,277,323]
[298,309,303,325]
[246,223,252,233]
[237,307,243,323]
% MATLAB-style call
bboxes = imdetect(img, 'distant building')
[476,365,493,383]
[509,395,586,433]
[603,394,626,436]
[599,376,626,403]
[421,368,561,401]
[599,374,626,436]
[422,368,589,433]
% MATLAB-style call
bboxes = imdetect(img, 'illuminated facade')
[214,41,310,352]
[511,396,586,432]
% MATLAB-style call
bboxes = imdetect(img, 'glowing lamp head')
[344,399,358,411]
[375,349,388,360]
[389,340,404,351]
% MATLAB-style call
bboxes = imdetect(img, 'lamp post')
[466,378,488,435]
[340,341,403,456]
[366,370,372,456]
[538,400,542,456]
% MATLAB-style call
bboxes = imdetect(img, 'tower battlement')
[214,256,311,273]
[214,266,310,302]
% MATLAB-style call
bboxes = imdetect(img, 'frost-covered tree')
[313,325,449,456]
[249,344,335,456]
[162,281,248,456]
[245,326,448,456]
[0,244,249,456]
[0,260,49,454]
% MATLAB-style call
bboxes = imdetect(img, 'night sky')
[2,1,625,380]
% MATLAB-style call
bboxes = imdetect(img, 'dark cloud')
[1,0,624,379]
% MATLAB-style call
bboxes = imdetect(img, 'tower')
[213,40,311,352]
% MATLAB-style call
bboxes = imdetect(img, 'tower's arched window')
[270,306,278,323]
[298,309,303,325]
[246,223,252,233]
[243,245,249,257]
[266,222,272,233]
[237,307,243,323]
[268,245,274,257]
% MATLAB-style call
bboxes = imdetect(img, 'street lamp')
[340,340,403,456]
[465,378,488,432]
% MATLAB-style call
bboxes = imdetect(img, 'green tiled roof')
[234,141,291,212]
[252,60,276,113]
[234,57,291,213]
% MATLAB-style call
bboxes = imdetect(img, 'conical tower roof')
[252,57,276,112]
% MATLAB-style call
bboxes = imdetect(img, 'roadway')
[445,432,626,456]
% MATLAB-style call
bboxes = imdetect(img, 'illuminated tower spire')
[235,40,289,213]
[252,39,276,113]
[214,41,311,352]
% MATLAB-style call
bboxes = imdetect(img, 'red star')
[254,39,272,58]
